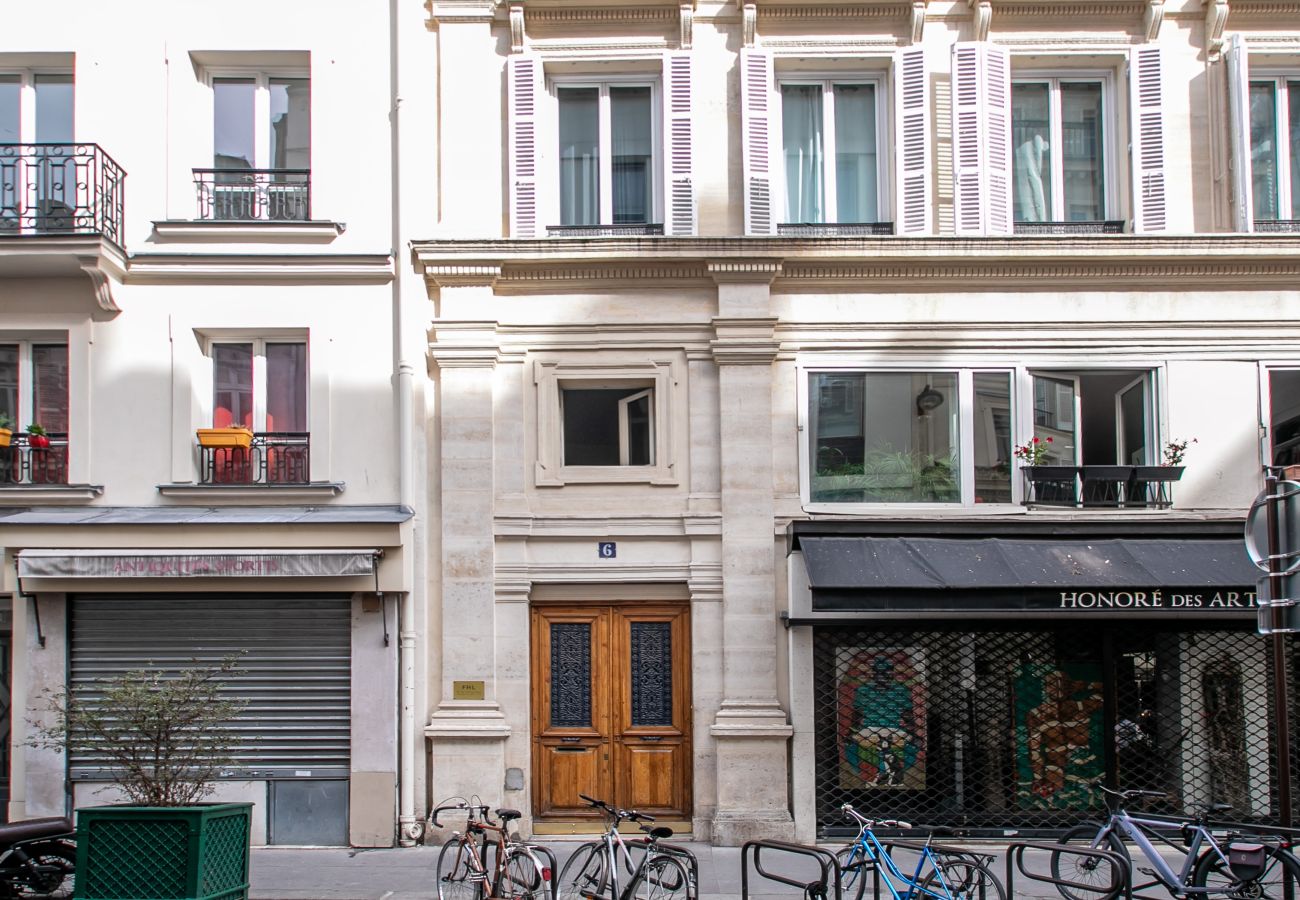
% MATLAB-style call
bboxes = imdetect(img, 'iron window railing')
[1022,464,1183,508]
[0,433,69,485]
[192,169,310,222]
[198,432,310,486]
[0,144,125,247]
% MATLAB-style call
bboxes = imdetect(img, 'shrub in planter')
[30,656,253,900]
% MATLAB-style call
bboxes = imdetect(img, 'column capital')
[710,317,780,365]
[429,321,502,368]
[426,702,511,739]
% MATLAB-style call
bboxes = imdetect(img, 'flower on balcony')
[1013,436,1053,466]
[1162,437,1197,466]
[26,423,49,449]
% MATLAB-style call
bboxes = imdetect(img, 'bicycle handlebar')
[840,803,912,830]
[1091,780,1168,805]
[430,802,492,828]
[577,793,655,824]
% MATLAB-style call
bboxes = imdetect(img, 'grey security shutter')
[68,594,352,778]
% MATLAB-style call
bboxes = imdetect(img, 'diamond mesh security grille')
[813,622,1295,835]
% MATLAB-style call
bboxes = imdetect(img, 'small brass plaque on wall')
[453,680,485,701]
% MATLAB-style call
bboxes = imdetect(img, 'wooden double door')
[531,601,691,822]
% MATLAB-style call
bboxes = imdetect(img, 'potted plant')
[1132,437,1196,506]
[0,413,13,448]
[1015,436,1078,502]
[30,656,253,900]
[25,423,50,449]
[196,425,254,449]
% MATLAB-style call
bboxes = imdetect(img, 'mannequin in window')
[1015,134,1049,222]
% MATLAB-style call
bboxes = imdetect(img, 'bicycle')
[835,803,1006,900]
[1051,781,1300,899]
[556,794,696,900]
[432,798,551,900]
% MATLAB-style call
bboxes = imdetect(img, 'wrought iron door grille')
[811,622,1295,836]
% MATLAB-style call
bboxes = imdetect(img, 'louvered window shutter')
[508,55,542,238]
[663,52,696,235]
[895,47,932,234]
[951,42,1010,235]
[740,48,775,235]
[1130,45,1168,232]
[1226,34,1254,232]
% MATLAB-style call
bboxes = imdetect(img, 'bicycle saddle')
[1200,802,1233,815]
[649,826,673,840]
[497,809,522,821]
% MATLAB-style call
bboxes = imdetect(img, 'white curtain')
[782,85,823,222]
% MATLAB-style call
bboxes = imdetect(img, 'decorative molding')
[744,2,758,46]
[707,259,783,284]
[1207,0,1230,56]
[495,579,533,603]
[0,484,103,505]
[528,40,671,55]
[429,321,503,368]
[425,0,499,27]
[79,260,120,313]
[510,0,525,51]
[424,264,503,288]
[781,259,1300,286]
[711,317,781,365]
[992,35,1136,46]
[1227,0,1300,15]
[763,38,903,50]
[525,7,676,24]
[156,482,345,501]
[497,262,707,286]
[425,702,511,740]
[125,253,395,285]
[150,220,345,244]
[912,0,927,42]
[1145,0,1164,38]
[756,3,908,17]
[970,0,992,38]
[680,2,694,47]
[987,0,1144,13]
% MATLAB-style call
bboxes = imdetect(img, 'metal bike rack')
[1004,840,1130,900]
[529,843,560,900]
[741,839,842,900]
[878,839,1001,899]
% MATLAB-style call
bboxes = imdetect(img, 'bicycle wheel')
[558,843,610,900]
[1050,824,1130,900]
[834,844,870,900]
[916,859,1006,900]
[628,855,691,900]
[11,841,76,899]
[437,838,485,900]
[498,848,546,900]
[1192,843,1300,899]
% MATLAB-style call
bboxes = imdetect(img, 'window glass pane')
[0,75,19,143]
[266,342,307,432]
[1289,82,1300,220]
[558,88,599,226]
[1271,369,1300,466]
[213,343,254,429]
[1061,82,1104,221]
[0,345,17,427]
[782,84,824,222]
[1012,83,1053,222]
[34,74,73,143]
[562,386,651,466]
[611,86,652,224]
[810,372,959,503]
[214,78,256,170]
[974,373,1012,504]
[1119,381,1148,465]
[1251,83,1280,220]
[1033,375,1076,463]
[32,344,68,433]
[834,84,877,223]
[269,78,310,169]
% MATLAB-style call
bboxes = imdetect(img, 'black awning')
[797,536,1259,590]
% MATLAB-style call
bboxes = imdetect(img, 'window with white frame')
[506,54,695,238]
[0,341,68,435]
[1246,76,1300,223]
[778,77,887,225]
[0,70,74,229]
[534,358,677,486]
[1011,75,1109,224]
[201,72,310,221]
[210,339,307,433]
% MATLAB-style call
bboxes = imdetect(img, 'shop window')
[807,370,1012,506]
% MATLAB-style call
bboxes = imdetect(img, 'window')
[779,78,885,225]
[0,71,74,231]
[534,358,678,486]
[201,73,310,221]
[807,370,1012,505]
[1028,369,1154,467]
[211,340,307,433]
[1012,77,1108,224]
[0,341,69,485]
[1246,77,1300,223]
[1270,369,1300,466]
[507,54,695,238]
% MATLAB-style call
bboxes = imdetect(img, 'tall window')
[1012,78,1107,223]
[1247,78,1300,222]
[1271,369,1300,466]
[557,82,655,226]
[208,74,310,220]
[0,72,74,228]
[212,341,307,433]
[780,80,881,224]
[0,343,68,433]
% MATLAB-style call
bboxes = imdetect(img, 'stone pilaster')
[707,261,793,845]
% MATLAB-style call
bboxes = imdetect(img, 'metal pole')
[1266,469,1294,832]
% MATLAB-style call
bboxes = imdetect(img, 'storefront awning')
[16,548,380,579]
[797,536,1258,590]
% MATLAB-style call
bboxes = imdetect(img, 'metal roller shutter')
[69,594,352,779]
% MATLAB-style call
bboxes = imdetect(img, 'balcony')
[193,169,310,222]
[0,433,69,486]
[1022,464,1184,509]
[198,432,310,485]
[0,144,125,245]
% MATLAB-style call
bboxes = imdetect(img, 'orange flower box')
[196,427,254,449]
[0,429,10,448]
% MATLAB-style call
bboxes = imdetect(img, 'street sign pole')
[1265,469,1295,831]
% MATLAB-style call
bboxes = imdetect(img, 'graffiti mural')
[837,648,927,790]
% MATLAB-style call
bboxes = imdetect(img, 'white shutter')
[507,55,542,238]
[740,48,775,235]
[663,52,696,235]
[1130,45,1168,232]
[951,42,1010,235]
[894,47,932,234]
[1226,33,1254,232]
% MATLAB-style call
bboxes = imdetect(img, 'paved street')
[249,839,1109,900]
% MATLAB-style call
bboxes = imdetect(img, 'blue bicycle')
[836,803,1006,900]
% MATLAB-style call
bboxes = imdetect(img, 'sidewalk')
[249,841,1078,900]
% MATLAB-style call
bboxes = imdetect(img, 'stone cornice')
[125,253,395,285]
[425,0,500,27]
[711,317,781,365]
[428,320,502,367]
[423,263,504,288]
[412,235,1300,291]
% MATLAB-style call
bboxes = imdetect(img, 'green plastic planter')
[74,803,252,900]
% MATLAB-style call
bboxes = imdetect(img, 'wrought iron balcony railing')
[199,432,310,485]
[0,144,125,246]
[0,433,69,485]
[193,169,310,222]
[1022,464,1184,509]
